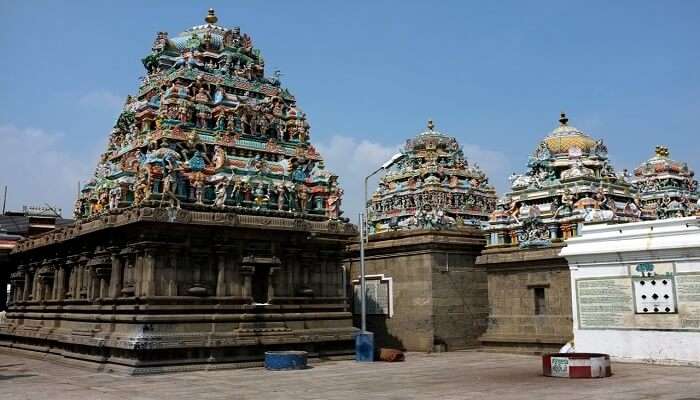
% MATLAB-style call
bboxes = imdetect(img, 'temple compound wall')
[346,229,488,352]
[562,217,700,366]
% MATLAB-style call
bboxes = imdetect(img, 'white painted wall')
[562,217,700,366]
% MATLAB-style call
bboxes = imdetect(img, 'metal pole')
[2,185,6,215]
[359,212,367,333]
[364,176,369,243]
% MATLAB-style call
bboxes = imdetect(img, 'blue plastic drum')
[264,351,308,370]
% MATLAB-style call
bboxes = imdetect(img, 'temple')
[346,122,496,351]
[631,146,698,219]
[477,113,639,353]
[0,9,357,373]
[367,120,496,233]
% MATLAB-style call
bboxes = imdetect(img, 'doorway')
[252,265,270,304]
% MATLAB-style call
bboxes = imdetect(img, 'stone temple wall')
[346,229,487,352]
[477,246,572,354]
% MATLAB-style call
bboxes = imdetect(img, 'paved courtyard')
[1,350,699,400]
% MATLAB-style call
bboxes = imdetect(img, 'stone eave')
[12,207,356,253]
[476,242,568,268]
[347,227,484,257]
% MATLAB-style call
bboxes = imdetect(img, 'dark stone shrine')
[0,9,357,373]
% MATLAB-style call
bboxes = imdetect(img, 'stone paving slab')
[1,350,699,400]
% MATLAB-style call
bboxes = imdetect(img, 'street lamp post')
[356,152,405,361]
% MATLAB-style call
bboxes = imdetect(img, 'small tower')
[631,146,698,219]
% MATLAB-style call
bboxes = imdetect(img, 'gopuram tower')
[477,113,639,353]
[631,146,698,219]
[347,122,497,352]
[1,9,357,373]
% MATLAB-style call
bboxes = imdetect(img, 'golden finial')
[655,145,669,158]
[205,8,218,24]
[427,119,435,131]
[559,112,568,126]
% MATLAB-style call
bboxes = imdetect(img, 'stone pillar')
[230,251,241,296]
[64,256,77,299]
[134,249,144,297]
[240,265,253,300]
[142,248,157,297]
[108,247,123,298]
[167,249,178,296]
[31,263,41,301]
[120,247,136,297]
[8,268,25,305]
[54,258,66,301]
[86,248,110,301]
[285,249,298,297]
[216,250,227,297]
[24,264,34,301]
[301,253,313,294]
[78,254,90,299]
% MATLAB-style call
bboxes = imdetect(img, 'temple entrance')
[252,265,270,304]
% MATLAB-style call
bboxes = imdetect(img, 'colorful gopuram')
[484,113,639,247]
[1,9,357,373]
[631,146,698,219]
[346,122,495,352]
[477,113,639,353]
[75,9,341,219]
[367,121,497,233]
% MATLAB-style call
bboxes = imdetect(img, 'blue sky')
[1,1,699,219]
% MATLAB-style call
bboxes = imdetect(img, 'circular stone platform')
[542,353,612,378]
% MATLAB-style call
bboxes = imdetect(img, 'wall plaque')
[577,271,700,331]
[352,274,393,317]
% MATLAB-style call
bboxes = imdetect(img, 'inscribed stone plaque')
[676,274,700,329]
[577,273,700,331]
[577,278,634,329]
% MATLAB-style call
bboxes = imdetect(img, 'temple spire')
[205,8,218,24]
[427,119,435,132]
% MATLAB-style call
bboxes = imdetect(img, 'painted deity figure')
[215,113,226,131]
[326,188,343,220]
[109,186,122,210]
[230,178,242,206]
[276,184,286,211]
[227,113,242,133]
[292,165,306,183]
[161,170,180,208]
[192,176,205,204]
[188,151,206,171]
[286,183,297,211]
[554,188,575,218]
[212,145,227,170]
[297,184,309,212]
[195,86,210,104]
[133,180,149,206]
[214,180,228,208]
[253,183,268,209]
